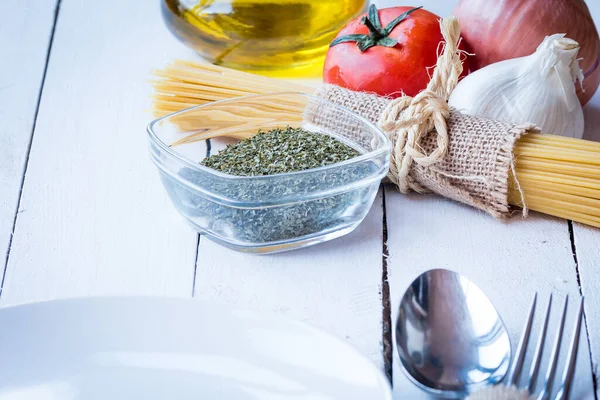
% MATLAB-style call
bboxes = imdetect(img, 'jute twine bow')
[377,17,464,193]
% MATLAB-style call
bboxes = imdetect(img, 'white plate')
[0,297,392,400]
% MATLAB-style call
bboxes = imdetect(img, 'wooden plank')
[576,57,600,399]
[0,0,201,304]
[577,76,600,400]
[192,0,391,373]
[377,0,599,397]
[577,89,600,395]
[386,193,594,398]
[573,0,600,396]
[575,223,600,398]
[0,1,57,288]
[193,191,386,370]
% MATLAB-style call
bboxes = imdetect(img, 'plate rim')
[0,295,393,399]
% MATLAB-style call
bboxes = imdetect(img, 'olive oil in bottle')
[162,0,368,74]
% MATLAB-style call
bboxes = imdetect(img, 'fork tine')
[507,293,537,386]
[527,294,553,393]
[553,297,584,400]
[536,295,569,400]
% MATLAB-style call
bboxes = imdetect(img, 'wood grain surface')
[193,191,386,371]
[0,0,58,292]
[0,0,598,399]
[385,193,594,398]
[1,0,198,303]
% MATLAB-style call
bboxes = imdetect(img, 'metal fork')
[505,293,585,400]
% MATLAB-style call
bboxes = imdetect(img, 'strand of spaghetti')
[518,187,600,211]
[517,177,600,199]
[516,171,600,190]
[516,158,600,179]
[155,95,305,115]
[174,60,316,92]
[519,135,600,152]
[153,74,286,96]
[170,123,300,145]
[152,80,263,97]
[515,146,600,165]
[152,96,305,117]
[518,131,600,146]
[153,92,233,104]
[505,195,600,228]
[509,192,600,224]
[155,67,308,93]
[516,142,600,159]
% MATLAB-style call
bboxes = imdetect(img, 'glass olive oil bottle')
[162,0,368,74]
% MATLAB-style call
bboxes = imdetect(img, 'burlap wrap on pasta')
[312,84,538,218]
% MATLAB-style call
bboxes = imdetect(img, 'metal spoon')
[395,268,511,398]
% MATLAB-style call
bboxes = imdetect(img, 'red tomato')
[323,5,469,98]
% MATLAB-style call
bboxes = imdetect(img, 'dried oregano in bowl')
[147,92,390,253]
[200,127,360,176]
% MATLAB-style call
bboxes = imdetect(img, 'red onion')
[453,0,600,105]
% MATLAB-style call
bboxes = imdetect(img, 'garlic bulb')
[449,34,585,138]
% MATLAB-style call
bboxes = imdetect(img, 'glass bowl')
[147,92,390,254]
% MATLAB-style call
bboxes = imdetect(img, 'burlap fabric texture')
[313,84,538,218]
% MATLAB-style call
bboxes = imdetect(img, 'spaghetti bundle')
[150,60,600,229]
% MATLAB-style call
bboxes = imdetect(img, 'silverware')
[506,293,584,400]
[395,269,511,398]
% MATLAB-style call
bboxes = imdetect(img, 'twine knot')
[377,16,464,193]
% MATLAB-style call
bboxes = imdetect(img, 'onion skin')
[454,0,600,105]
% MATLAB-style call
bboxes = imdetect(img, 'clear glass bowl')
[147,93,390,253]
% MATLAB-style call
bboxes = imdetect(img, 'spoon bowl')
[395,269,511,398]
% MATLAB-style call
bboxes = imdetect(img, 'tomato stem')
[362,16,384,41]
[330,5,423,53]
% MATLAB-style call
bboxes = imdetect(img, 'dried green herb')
[200,127,359,176]
[166,127,378,245]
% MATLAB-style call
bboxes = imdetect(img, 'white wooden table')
[1,0,599,398]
